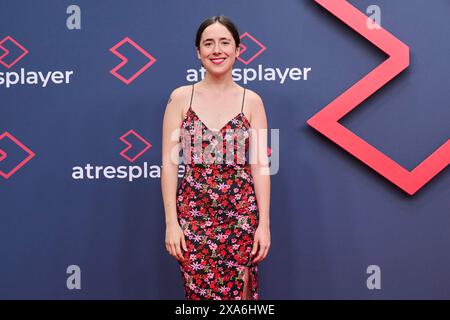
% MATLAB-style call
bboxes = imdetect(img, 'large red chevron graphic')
[307,0,449,195]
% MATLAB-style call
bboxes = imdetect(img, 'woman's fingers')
[252,248,263,263]
[251,239,259,257]
[165,225,187,262]
[181,234,188,252]
[175,241,184,262]
[252,239,261,263]
[169,243,176,259]
[165,243,171,256]
[253,242,270,264]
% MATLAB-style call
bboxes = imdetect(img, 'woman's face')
[197,22,240,74]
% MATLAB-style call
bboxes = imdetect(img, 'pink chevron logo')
[307,0,449,195]
[110,37,156,84]
[238,32,267,65]
[0,36,29,69]
[0,132,35,179]
[119,129,152,162]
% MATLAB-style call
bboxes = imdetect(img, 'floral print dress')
[176,84,259,300]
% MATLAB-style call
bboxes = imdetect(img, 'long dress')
[176,83,259,300]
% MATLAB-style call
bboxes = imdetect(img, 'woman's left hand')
[251,225,271,264]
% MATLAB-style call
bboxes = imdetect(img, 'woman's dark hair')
[195,15,240,49]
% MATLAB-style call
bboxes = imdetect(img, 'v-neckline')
[187,106,248,132]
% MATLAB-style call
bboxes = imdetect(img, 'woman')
[161,15,270,300]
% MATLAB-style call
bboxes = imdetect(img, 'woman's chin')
[205,65,232,75]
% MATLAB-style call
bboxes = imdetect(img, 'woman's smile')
[210,57,226,65]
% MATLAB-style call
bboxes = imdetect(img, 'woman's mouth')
[210,58,226,65]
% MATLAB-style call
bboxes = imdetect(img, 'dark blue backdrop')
[0,0,449,299]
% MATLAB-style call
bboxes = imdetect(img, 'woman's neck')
[201,71,237,92]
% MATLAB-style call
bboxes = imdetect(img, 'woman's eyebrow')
[202,37,231,43]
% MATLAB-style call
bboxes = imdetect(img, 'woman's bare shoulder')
[168,84,193,104]
[243,88,265,113]
[245,88,263,103]
[165,84,194,123]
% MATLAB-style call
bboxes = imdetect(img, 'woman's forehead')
[202,23,232,39]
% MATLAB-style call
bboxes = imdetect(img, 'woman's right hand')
[165,223,188,262]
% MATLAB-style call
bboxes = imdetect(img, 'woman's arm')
[161,87,187,262]
[248,91,271,264]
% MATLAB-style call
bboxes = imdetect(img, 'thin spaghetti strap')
[241,88,246,113]
[189,83,194,108]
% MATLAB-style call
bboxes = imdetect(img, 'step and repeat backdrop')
[0,0,449,299]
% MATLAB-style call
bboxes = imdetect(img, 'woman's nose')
[213,43,222,53]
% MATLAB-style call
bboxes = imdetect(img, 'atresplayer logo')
[71,124,278,181]
[71,130,163,181]
[186,31,312,84]
[0,36,74,88]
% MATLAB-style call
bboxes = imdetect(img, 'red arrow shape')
[0,132,35,179]
[307,0,449,195]
[110,37,156,85]
[119,129,151,163]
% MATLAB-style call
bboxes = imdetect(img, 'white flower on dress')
[192,234,202,243]
[194,181,202,190]
[225,260,237,268]
[216,233,228,241]
[217,183,228,191]
[220,286,230,294]
[192,154,201,163]
[226,210,236,218]
[191,261,203,271]
[190,208,201,217]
